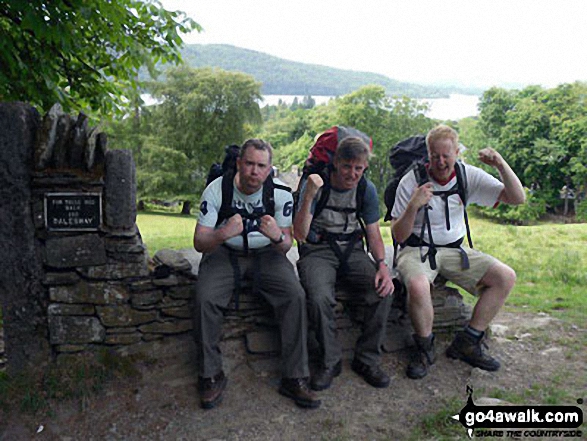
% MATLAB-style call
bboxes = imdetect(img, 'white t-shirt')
[198,176,293,250]
[391,163,504,245]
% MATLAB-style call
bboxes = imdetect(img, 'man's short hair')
[426,125,459,151]
[240,139,273,163]
[335,136,373,162]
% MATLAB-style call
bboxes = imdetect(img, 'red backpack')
[303,125,373,172]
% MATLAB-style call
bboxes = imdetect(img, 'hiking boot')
[407,334,436,380]
[310,360,342,391]
[351,359,390,388]
[198,371,227,409]
[446,331,501,371]
[279,378,321,409]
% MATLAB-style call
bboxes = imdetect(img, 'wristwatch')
[271,232,285,244]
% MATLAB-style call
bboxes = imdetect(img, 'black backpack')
[205,144,290,251]
[383,136,472,270]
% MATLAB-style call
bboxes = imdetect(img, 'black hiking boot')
[310,360,342,391]
[446,330,501,371]
[279,378,321,409]
[351,359,390,388]
[407,334,436,379]
[198,371,227,409]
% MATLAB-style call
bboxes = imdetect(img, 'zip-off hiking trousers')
[193,245,310,379]
[297,242,392,369]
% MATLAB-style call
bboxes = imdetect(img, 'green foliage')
[473,188,547,225]
[478,82,587,212]
[576,199,587,222]
[0,0,199,116]
[105,66,262,202]
[273,132,314,172]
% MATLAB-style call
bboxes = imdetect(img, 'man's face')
[331,157,368,190]
[428,138,459,182]
[236,147,272,195]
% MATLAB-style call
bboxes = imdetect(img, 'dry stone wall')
[0,103,198,373]
[32,105,198,355]
[0,102,471,373]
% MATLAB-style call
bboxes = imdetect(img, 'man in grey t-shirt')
[294,136,394,391]
[193,139,319,410]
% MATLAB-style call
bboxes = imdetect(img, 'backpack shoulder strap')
[455,160,468,205]
[312,169,332,219]
[216,171,236,227]
[261,177,275,217]
[355,175,368,217]
[454,160,473,248]
[262,178,291,218]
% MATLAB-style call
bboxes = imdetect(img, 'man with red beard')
[391,125,525,379]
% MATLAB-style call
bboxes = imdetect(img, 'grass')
[137,210,587,324]
[136,210,196,255]
[380,216,587,325]
[0,349,142,415]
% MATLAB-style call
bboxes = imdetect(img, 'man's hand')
[221,213,244,240]
[305,174,324,199]
[478,147,504,169]
[258,214,282,242]
[375,266,394,298]
[409,182,434,210]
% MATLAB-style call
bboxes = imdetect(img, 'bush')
[474,188,546,225]
[576,198,587,222]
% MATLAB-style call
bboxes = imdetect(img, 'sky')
[160,0,586,90]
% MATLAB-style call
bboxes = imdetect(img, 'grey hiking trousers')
[297,242,392,369]
[193,244,309,379]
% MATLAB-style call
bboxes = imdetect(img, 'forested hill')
[179,44,481,98]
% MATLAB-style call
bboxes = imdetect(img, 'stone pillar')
[105,149,136,230]
[0,102,50,373]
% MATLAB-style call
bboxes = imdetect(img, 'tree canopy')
[107,66,263,204]
[478,82,587,207]
[0,0,199,115]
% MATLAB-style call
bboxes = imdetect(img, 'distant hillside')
[178,44,482,99]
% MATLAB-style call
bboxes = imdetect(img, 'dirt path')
[2,311,585,440]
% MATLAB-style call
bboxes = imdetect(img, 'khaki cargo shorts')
[396,246,500,295]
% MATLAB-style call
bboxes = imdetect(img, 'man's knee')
[407,275,432,303]
[483,263,517,294]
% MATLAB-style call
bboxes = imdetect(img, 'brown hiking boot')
[279,378,321,409]
[310,360,342,391]
[446,331,501,371]
[351,358,390,388]
[407,334,436,380]
[198,371,227,409]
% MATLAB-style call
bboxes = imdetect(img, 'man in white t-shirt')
[391,125,526,379]
[193,139,319,409]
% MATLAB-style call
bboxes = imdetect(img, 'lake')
[141,93,480,122]
[261,93,480,121]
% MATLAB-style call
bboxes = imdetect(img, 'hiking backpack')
[204,144,290,251]
[293,126,374,270]
[293,125,373,221]
[383,136,473,270]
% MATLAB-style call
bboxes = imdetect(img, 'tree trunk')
[137,200,145,211]
[181,200,191,215]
